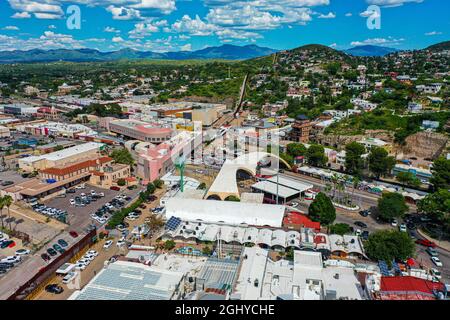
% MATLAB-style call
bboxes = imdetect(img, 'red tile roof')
[283,212,320,231]
[41,156,112,176]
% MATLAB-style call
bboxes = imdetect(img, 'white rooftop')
[165,198,285,228]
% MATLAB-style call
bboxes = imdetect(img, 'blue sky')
[0,0,448,52]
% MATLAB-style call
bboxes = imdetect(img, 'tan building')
[0,125,10,138]
[19,142,105,172]
[89,163,131,188]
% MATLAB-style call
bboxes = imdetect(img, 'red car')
[110,186,120,191]
[415,239,436,248]
[69,231,79,238]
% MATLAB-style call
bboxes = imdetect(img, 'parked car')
[359,210,370,217]
[431,268,442,280]
[415,239,436,248]
[110,186,120,191]
[0,240,15,249]
[0,256,21,264]
[399,224,407,232]
[47,248,58,256]
[427,247,439,257]
[431,256,443,267]
[62,272,77,284]
[391,219,398,227]
[45,284,64,294]
[354,221,368,229]
[15,249,30,256]
[53,244,65,254]
[41,253,51,262]
[116,240,126,247]
[58,239,69,248]
[103,240,113,249]
[361,231,370,240]
[69,231,79,238]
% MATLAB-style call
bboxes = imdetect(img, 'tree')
[365,230,415,263]
[308,192,336,226]
[117,179,126,187]
[1,196,13,230]
[418,189,450,234]
[202,246,212,256]
[396,172,421,188]
[153,179,163,189]
[368,147,395,178]
[330,223,351,235]
[146,183,156,194]
[0,197,5,229]
[286,143,307,157]
[164,240,176,251]
[224,195,240,202]
[305,144,327,167]
[377,192,408,221]
[430,156,450,191]
[110,148,134,166]
[345,142,366,176]
[198,182,207,190]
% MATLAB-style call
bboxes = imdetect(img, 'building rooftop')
[20,142,104,164]
[69,261,184,300]
[165,198,286,228]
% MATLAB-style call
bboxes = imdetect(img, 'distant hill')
[344,45,399,57]
[0,44,278,64]
[426,41,450,51]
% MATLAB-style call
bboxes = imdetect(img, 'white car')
[87,250,98,257]
[431,256,443,267]
[399,224,407,232]
[83,254,95,261]
[1,256,21,264]
[90,190,96,196]
[431,268,442,280]
[15,249,30,256]
[77,258,90,265]
[62,272,77,284]
[116,240,126,247]
[98,192,105,197]
[75,263,86,271]
[75,185,83,189]
[125,215,138,221]
[70,199,76,205]
[290,202,299,208]
[103,240,113,249]
[391,220,398,227]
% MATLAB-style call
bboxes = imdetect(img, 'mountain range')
[344,45,399,57]
[0,44,277,63]
[0,41,448,64]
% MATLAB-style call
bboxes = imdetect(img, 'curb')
[417,229,450,253]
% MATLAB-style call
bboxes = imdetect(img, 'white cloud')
[171,15,219,36]
[112,36,124,42]
[2,26,20,31]
[425,31,443,36]
[345,12,352,17]
[351,37,405,46]
[128,21,167,38]
[180,43,192,51]
[366,0,424,7]
[104,26,120,33]
[11,11,31,19]
[48,24,57,29]
[318,12,336,19]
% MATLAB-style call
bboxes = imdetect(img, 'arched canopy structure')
[206,151,291,200]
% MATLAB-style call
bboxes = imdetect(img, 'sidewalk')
[417,228,450,252]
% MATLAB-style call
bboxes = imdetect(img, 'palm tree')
[0,197,4,229]
[2,196,13,230]
[351,176,361,205]
[331,173,340,200]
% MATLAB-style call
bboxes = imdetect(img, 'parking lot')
[43,184,143,233]
[0,170,29,190]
